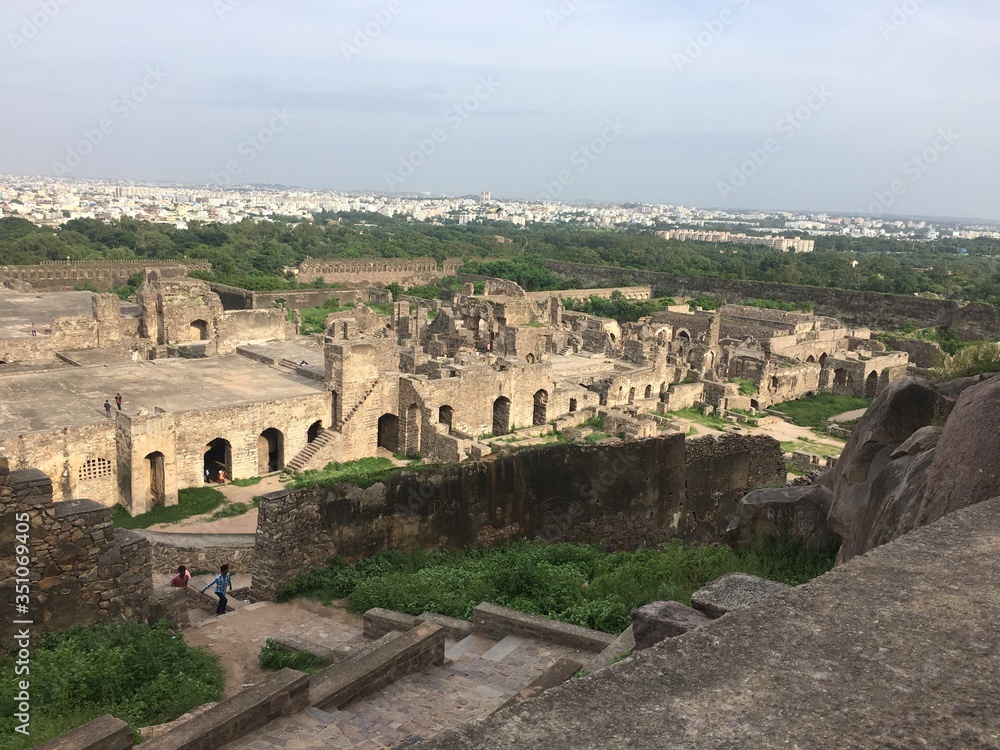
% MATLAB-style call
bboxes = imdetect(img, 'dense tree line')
[1,214,998,303]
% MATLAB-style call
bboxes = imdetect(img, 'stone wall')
[136,530,255,574]
[0,458,152,649]
[251,434,785,599]
[0,260,209,292]
[298,257,462,286]
[544,260,1000,341]
[208,283,391,313]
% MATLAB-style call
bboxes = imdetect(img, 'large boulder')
[726,484,838,551]
[631,602,711,650]
[690,573,790,619]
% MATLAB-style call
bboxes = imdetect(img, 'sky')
[1,0,998,219]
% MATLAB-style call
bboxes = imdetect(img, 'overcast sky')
[2,0,997,219]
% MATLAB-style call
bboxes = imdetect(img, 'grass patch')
[229,476,262,487]
[582,414,605,431]
[668,407,728,431]
[258,639,328,675]
[111,487,226,529]
[932,342,1000,381]
[780,437,845,458]
[584,432,610,443]
[276,538,835,635]
[210,502,254,520]
[771,393,870,428]
[0,621,223,748]
[287,457,402,490]
[727,378,758,397]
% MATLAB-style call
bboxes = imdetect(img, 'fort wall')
[297,257,462,286]
[251,433,785,599]
[0,458,151,649]
[0,260,210,293]
[544,260,1000,341]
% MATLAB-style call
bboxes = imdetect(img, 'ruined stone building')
[0,264,910,518]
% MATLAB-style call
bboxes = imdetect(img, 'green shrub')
[111,487,226,529]
[280,538,836,634]
[229,476,261,487]
[932,342,1000,381]
[287,457,402,490]
[0,622,223,748]
[210,502,253,520]
[258,640,327,674]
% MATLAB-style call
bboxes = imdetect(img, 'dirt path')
[149,475,288,534]
[182,599,366,698]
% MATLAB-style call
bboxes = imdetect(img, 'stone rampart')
[251,434,785,599]
[0,458,152,649]
[544,260,1000,341]
[0,260,210,292]
[297,257,462,286]
[135,530,255,574]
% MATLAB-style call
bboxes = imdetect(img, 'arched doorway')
[190,320,209,341]
[769,376,779,394]
[258,428,284,473]
[678,330,691,343]
[569,398,578,413]
[439,405,454,433]
[146,452,165,507]
[533,390,548,426]
[834,368,848,387]
[331,391,339,425]
[525,353,536,364]
[307,420,323,443]
[644,385,653,399]
[204,438,231,483]
[493,397,511,436]
[865,371,879,399]
[377,413,399,453]
[819,353,829,367]
[628,387,636,405]
[806,355,816,363]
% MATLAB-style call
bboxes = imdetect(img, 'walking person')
[203,564,233,615]
[30,323,36,336]
[104,400,112,418]
[114,393,122,411]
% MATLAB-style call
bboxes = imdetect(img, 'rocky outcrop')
[631,602,711,650]
[690,573,790,618]
[731,372,1000,566]
[726,484,837,551]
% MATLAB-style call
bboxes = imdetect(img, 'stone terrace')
[0,355,326,437]
[0,289,96,338]
[419,498,1000,750]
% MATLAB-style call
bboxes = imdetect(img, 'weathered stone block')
[631,601,712,650]
[691,572,791,619]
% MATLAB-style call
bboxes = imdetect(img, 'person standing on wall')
[203,564,233,615]
[114,393,122,411]
[104,400,112,418]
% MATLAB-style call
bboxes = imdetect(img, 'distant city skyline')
[2,1,998,219]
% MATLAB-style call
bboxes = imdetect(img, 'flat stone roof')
[0,355,326,439]
[0,289,97,338]
[420,498,1000,749]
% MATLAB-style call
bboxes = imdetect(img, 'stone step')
[480,635,527,663]
[444,633,496,662]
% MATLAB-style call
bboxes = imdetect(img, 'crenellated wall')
[0,260,210,292]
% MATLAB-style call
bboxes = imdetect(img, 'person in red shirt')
[170,565,191,587]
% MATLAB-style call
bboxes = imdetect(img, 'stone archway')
[377,414,399,453]
[533,390,549,426]
[439,405,454,433]
[146,452,165,507]
[204,438,231,483]
[493,397,511,436]
[258,428,284,473]
[190,319,209,341]
[865,371,879,399]
[307,420,323,443]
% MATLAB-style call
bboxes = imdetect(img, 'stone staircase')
[336,378,380,431]
[285,427,339,473]
[219,631,581,750]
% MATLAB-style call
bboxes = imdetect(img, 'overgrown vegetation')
[110,486,226,529]
[771,393,871,428]
[779,437,845,458]
[668,407,728,431]
[561,291,677,324]
[258,639,328,674]
[294,298,355,336]
[0,621,223,748]
[582,414,606,431]
[727,378,758,396]
[275,539,835,635]
[932,342,1000,381]
[287,457,409,490]
[209,501,256,520]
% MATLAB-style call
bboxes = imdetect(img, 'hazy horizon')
[2,1,997,219]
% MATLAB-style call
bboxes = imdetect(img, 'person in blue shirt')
[203,564,233,615]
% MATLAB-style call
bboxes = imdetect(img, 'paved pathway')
[220,632,584,749]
